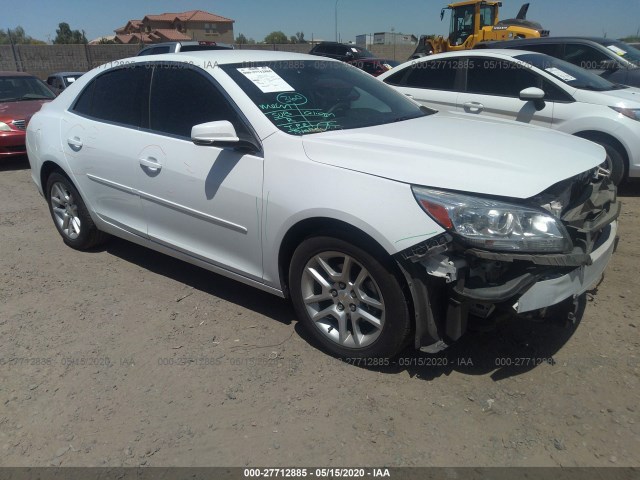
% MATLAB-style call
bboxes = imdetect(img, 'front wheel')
[595,140,626,186]
[46,172,109,250]
[289,236,411,359]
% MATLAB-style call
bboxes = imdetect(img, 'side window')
[152,46,171,55]
[71,66,148,127]
[386,60,458,91]
[149,66,247,139]
[465,58,541,97]
[512,43,561,57]
[47,76,55,86]
[563,44,610,69]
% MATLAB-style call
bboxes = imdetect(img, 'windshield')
[515,53,624,91]
[601,40,640,66]
[0,76,56,101]
[221,61,430,135]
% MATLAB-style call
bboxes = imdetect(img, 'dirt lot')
[1,157,639,468]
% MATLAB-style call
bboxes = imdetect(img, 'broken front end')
[397,168,620,353]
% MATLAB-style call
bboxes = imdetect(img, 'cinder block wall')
[0,43,417,79]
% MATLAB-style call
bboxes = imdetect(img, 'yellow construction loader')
[411,1,549,58]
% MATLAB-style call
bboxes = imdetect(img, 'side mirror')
[519,87,546,111]
[191,120,259,152]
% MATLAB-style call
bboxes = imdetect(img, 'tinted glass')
[564,44,611,69]
[600,40,640,64]
[515,53,623,91]
[465,58,540,96]
[149,65,244,138]
[403,60,459,90]
[221,61,430,136]
[509,42,561,57]
[72,66,148,126]
[0,76,56,102]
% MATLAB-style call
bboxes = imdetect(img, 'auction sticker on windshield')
[237,67,294,93]
[545,67,577,82]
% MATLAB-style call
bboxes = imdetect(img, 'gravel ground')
[1,156,639,467]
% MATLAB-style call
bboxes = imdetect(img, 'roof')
[144,10,234,23]
[0,71,36,77]
[151,29,193,41]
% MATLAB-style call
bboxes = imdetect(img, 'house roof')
[115,33,151,44]
[151,29,193,41]
[114,19,143,34]
[144,10,234,23]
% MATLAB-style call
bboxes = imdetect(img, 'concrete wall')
[0,43,416,79]
[0,44,140,79]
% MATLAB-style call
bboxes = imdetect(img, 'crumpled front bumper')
[515,220,617,313]
[396,171,620,352]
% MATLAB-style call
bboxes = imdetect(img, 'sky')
[4,0,640,43]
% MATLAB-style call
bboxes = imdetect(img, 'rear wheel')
[46,172,109,250]
[289,236,411,359]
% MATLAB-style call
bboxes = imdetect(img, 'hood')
[302,112,605,199]
[575,85,640,106]
[0,99,50,124]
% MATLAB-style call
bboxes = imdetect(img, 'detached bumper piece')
[397,172,620,352]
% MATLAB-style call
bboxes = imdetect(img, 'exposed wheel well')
[40,161,69,192]
[278,218,405,297]
[574,131,629,172]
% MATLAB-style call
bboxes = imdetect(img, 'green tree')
[236,33,248,44]
[289,35,298,44]
[264,31,288,44]
[295,31,307,43]
[53,22,87,44]
[97,37,117,44]
[0,26,46,44]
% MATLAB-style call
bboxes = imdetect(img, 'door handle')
[67,137,83,152]
[463,102,484,113]
[139,157,162,171]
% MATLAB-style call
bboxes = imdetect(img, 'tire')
[289,236,411,359]
[595,140,626,186]
[45,172,109,250]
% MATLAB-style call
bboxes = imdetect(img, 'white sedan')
[379,49,640,185]
[26,51,619,359]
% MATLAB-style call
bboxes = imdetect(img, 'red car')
[0,72,55,158]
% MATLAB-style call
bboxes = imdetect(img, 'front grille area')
[533,169,619,255]
[11,120,26,130]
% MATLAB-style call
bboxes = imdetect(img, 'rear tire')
[46,172,109,250]
[289,236,411,359]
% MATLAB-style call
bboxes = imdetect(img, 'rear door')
[61,65,150,236]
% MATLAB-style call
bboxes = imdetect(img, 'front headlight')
[610,106,640,121]
[0,122,12,132]
[412,187,572,253]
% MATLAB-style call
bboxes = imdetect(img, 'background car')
[0,71,55,158]
[380,49,640,185]
[46,72,84,95]
[348,58,399,77]
[308,41,376,62]
[475,37,640,87]
[136,40,233,56]
[26,51,617,360]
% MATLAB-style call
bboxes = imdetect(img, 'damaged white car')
[26,51,620,359]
